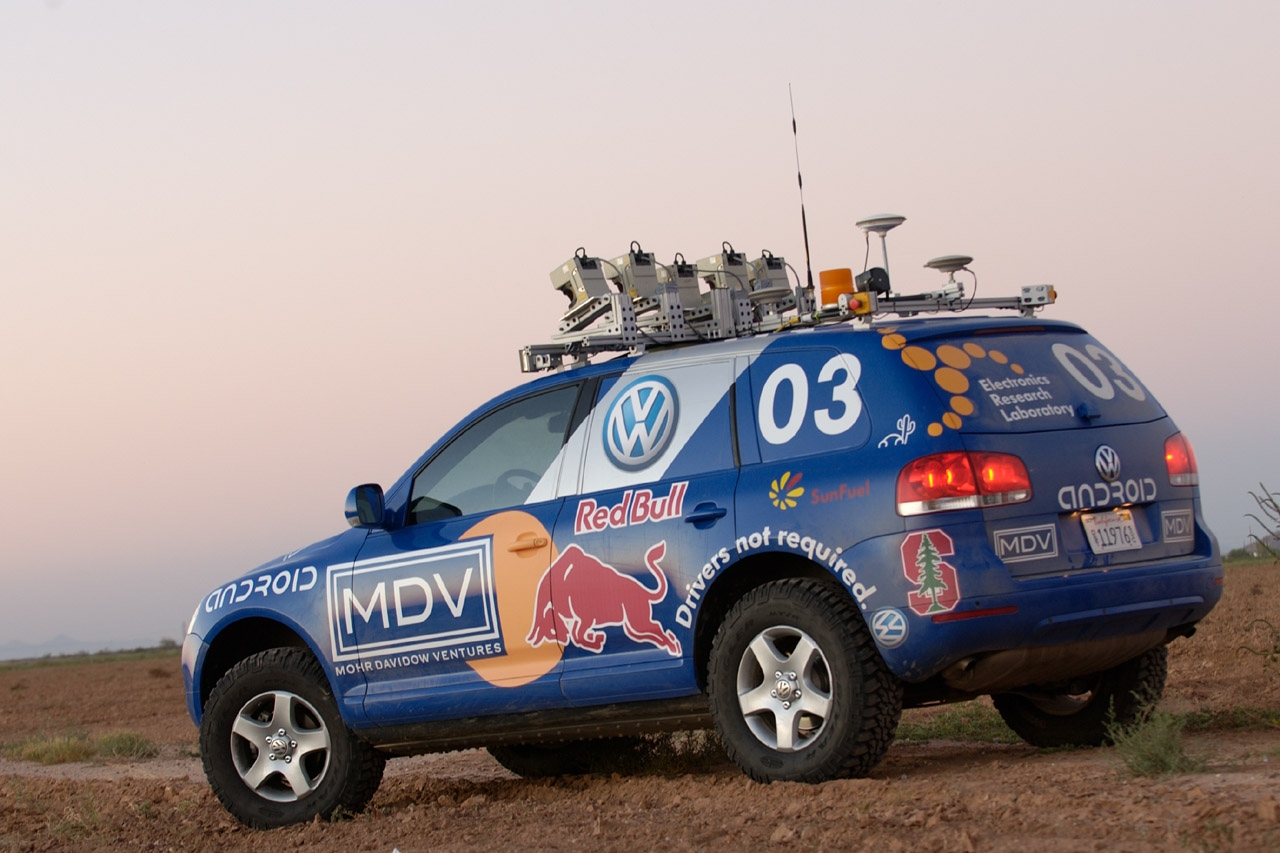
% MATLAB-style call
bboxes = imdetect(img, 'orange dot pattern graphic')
[877,328,1023,436]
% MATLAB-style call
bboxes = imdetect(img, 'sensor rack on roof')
[519,239,1056,373]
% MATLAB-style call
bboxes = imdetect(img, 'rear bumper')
[864,544,1223,685]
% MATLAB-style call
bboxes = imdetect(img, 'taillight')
[1164,432,1199,486]
[897,451,1031,516]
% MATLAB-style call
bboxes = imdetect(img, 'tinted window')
[408,384,581,524]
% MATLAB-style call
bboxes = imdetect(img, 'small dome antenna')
[856,214,906,279]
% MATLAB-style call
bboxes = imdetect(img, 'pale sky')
[2,1,1277,652]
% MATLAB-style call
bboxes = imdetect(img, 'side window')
[408,384,582,524]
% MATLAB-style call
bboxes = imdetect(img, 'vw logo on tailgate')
[603,375,679,470]
[1095,445,1122,482]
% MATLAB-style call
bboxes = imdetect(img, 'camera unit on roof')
[520,214,1059,373]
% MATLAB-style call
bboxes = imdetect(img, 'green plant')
[1180,706,1280,733]
[1106,711,1202,777]
[7,733,96,764]
[94,731,159,759]
[4,731,160,764]
[896,702,1020,744]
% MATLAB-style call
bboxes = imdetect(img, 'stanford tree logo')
[900,529,962,616]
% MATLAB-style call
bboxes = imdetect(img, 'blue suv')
[183,240,1221,828]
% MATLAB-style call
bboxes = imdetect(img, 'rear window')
[888,328,1165,435]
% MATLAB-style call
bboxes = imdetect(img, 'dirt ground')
[2,564,1277,852]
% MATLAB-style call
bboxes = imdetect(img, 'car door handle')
[507,535,548,552]
[685,503,728,524]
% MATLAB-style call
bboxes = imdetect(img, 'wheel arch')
[198,617,317,714]
[690,550,851,689]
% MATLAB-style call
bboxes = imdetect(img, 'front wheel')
[199,648,386,828]
[707,578,902,783]
[992,645,1168,748]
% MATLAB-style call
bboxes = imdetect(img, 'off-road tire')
[200,648,386,828]
[707,578,902,783]
[992,645,1168,748]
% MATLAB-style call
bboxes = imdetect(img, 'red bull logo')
[573,482,688,535]
[527,541,682,656]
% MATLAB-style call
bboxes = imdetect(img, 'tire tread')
[707,577,902,783]
[200,647,386,828]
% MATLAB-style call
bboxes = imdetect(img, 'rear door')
[550,354,741,703]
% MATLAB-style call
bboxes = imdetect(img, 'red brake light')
[897,452,1031,516]
[972,452,1032,494]
[1164,433,1199,486]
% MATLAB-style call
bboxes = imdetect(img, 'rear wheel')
[707,578,902,783]
[992,645,1168,748]
[200,648,386,828]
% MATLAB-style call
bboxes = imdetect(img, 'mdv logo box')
[994,524,1059,563]
[327,540,498,662]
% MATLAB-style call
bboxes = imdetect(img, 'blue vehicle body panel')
[184,314,1222,738]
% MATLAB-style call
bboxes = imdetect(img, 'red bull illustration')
[527,541,682,656]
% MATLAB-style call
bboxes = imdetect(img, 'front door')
[331,382,587,725]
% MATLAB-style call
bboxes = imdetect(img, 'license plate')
[1081,509,1142,554]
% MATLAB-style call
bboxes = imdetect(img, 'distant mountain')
[0,634,170,662]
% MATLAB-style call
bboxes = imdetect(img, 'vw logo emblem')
[603,375,678,470]
[1095,445,1122,482]
[870,608,909,649]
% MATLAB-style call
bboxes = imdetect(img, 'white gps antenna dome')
[924,254,974,298]
[856,214,906,278]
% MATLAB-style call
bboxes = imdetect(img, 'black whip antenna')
[788,84,814,300]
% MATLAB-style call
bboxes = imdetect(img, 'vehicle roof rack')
[519,228,1056,373]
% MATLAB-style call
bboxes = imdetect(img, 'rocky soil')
[2,563,1277,852]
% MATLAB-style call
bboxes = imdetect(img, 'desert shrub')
[8,733,96,764]
[1106,711,1202,777]
[4,731,158,763]
[94,732,159,759]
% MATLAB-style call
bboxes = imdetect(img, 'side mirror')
[345,483,385,529]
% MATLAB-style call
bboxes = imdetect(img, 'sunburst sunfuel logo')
[603,375,679,470]
[769,471,804,509]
